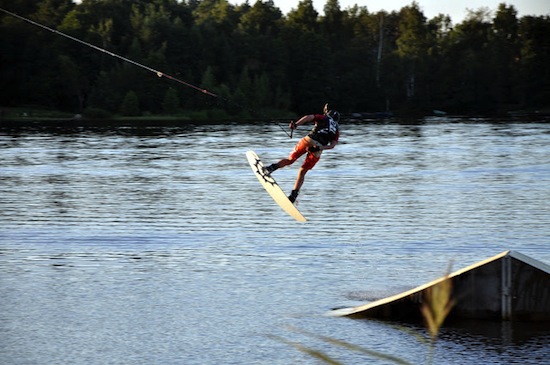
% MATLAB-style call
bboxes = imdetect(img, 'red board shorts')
[288,136,322,170]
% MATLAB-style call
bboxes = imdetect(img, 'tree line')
[1,0,549,118]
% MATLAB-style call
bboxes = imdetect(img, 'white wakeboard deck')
[246,150,307,222]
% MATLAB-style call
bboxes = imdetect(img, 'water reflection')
[443,319,550,345]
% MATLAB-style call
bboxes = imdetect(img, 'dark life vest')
[308,115,339,146]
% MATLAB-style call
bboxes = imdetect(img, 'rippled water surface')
[1,119,549,364]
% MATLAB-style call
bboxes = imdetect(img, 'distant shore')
[1,106,549,124]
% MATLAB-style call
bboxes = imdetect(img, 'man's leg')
[265,158,292,174]
[288,167,308,203]
[266,138,310,175]
[293,167,308,192]
[288,151,320,203]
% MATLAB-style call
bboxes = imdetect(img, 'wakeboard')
[246,150,307,222]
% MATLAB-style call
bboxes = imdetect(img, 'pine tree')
[120,90,141,116]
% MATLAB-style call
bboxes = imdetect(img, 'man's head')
[327,110,340,122]
[323,103,340,122]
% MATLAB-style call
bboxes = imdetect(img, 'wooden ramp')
[330,250,550,322]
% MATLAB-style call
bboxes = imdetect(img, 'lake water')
[1,118,549,364]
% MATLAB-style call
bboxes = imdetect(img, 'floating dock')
[331,251,550,322]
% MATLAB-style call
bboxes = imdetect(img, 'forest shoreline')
[2,105,549,124]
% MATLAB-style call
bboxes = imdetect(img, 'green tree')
[120,90,141,116]
[162,87,180,114]
[56,54,87,112]
[141,44,170,113]
[235,0,287,110]
[321,0,347,47]
[518,15,550,108]
[193,0,237,30]
[395,2,429,101]
[489,3,520,109]
[286,0,318,33]
[87,70,119,111]
[238,0,282,34]
[34,0,74,28]
[235,66,254,106]
[2,0,550,115]
[284,31,331,111]
[423,14,453,109]
[450,8,494,112]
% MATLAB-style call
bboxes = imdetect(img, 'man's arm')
[293,114,314,128]
[322,139,338,150]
